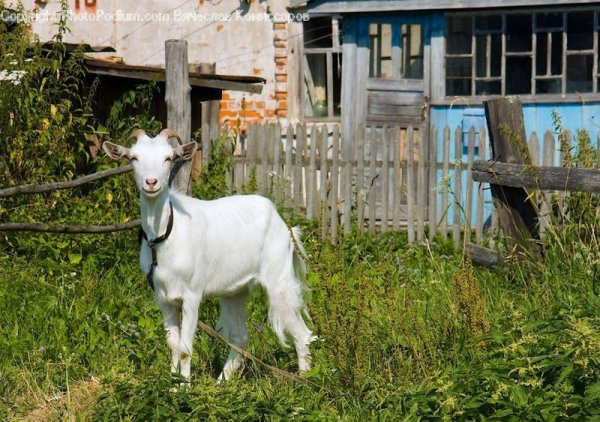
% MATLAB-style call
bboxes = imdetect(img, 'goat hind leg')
[217,289,250,382]
[268,284,314,372]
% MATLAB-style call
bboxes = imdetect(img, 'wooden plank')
[465,127,476,241]
[484,97,541,256]
[356,125,366,232]
[284,125,294,210]
[330,125,340,243]
[417,130,427,242]
[293,123,305,214]
[342,125,354,234]
[407,125,415,244]
[440,126,450,240]
[320,127,330,241]
[368,126,378,233]
[381,125,390,232]
[165,40,193,195]
[472,161,600,193]
[307,125,318,220]
[272,123,282,203]
[529,132,540,166]
[392,126,401,231]
[539,129,555,234]
[233,130,245,194]
[428,126,438,242]
[258,125,268,196]
[453,125,462,250]
[368,103,424,118]
[475,128,487,244]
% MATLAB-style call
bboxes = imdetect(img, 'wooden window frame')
[302,15,342,122]
[444,8,600,100]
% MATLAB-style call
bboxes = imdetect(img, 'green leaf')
[68,253,82,265]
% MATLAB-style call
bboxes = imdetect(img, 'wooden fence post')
[165,39,193,195]
[483,97,541,256]
[199,62,220,169]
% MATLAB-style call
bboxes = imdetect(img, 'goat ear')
[103,141,135,161]
[172,142,198,161]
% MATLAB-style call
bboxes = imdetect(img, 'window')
[303,16,342,119]
[445,9,600,97]
[369,23,423,79]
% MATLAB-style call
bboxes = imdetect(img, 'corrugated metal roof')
[85,58,265,94]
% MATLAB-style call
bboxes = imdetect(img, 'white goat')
[103,129,314,381]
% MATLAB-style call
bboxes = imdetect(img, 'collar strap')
[139,201,174,290]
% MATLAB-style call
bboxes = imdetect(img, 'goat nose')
[146,178,157,187]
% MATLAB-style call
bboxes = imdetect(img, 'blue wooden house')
[292,0,600,227]
[294,0,600,140]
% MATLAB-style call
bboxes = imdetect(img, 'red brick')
[274,41,287,49]
[277,101,288,109]
[275,92,287,100]
[276,109,287,117]
[252,67,262,76]
[274,23,287,30]
[216,24,224,32]
[275,57,287,65]
[275,74,288,82]
[221,92,232,100]
[240,109,262,119]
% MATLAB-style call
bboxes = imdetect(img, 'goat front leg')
[158,301,182,374]
[179,297,200,381]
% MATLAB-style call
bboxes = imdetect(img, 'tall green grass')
[1,216,598,419]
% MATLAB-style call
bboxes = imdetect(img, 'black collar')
[139,201,174,290]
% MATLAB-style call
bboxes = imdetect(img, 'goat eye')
[130,156,138,162]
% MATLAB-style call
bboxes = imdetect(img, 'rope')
[196,320,330,395]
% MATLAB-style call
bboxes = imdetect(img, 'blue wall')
[430,102,600,227]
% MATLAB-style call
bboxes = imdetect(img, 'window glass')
[446,57,472,96]
[304,17,332,48]
[567,11,593,50]
[304,54,328,117]
[506,14,532,52]
[566,55,593,92]
[536,12,563,29]
[536,79,561,94]
[475,15,502,32]
[446,16,472,54]
[506,56,532,94]
[369,23,393,78]
[402,24,424,79]
[476,80,501,95]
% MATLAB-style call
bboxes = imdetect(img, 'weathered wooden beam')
[465,242,501,268]
[484,97,541,256]
[473,161,600,193]
[165,39,193,195]
[0,165,132,198]
[0,220,140,233]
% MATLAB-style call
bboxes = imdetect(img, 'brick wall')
[219,19,289,132]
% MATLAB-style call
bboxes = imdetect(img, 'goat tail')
[290,226,308,283]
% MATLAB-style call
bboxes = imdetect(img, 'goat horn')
[159,128,182,143]
[129,129,147,140]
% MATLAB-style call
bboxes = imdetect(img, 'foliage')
[192,129,236,200]
[0,5,161,264]
[1,14,599,421]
